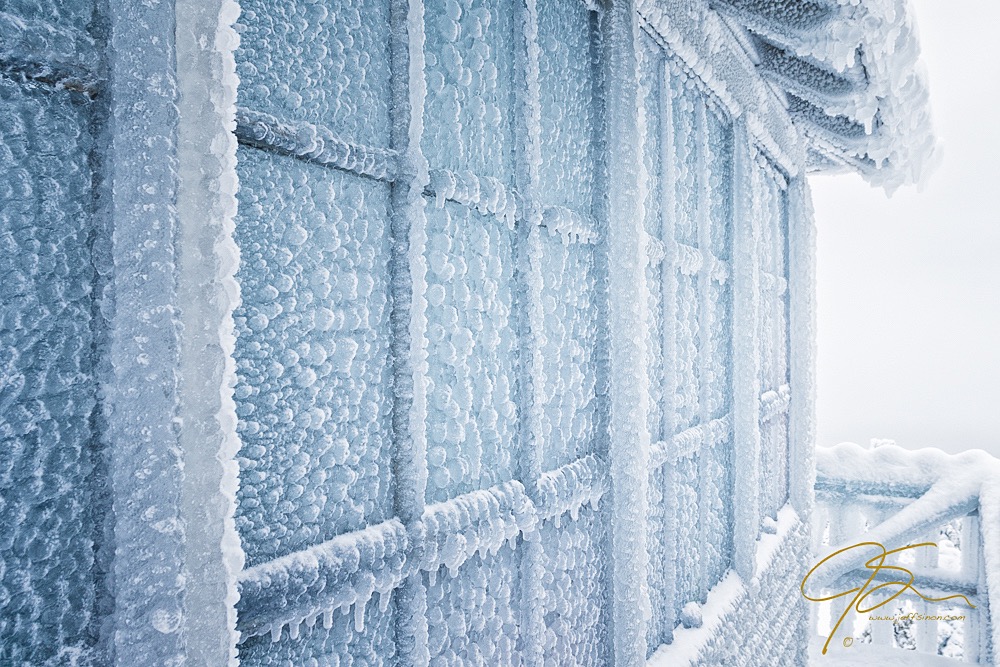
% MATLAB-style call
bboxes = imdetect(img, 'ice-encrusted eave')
[637,0,808,176]
[714,0,937,191]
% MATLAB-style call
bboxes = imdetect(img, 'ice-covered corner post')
[175,0,245,664]
[600,0,653,664]
[103,0,245,664]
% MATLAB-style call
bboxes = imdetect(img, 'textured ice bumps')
[232,150,395,569]
[0,76,102,664]
[232,0,399,663]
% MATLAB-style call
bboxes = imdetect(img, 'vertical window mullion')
[600,0,653,661]
[731,119,763,580]
[389,0,431,661]
[658,55,680,646]
[694,95,714,603]
[512,0,546,662]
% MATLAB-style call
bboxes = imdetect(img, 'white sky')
[810,0,1000,457]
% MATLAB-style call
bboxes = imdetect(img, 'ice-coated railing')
[810,443,1000,664]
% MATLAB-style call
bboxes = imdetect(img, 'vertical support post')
[512,0,546,664]
[658,56,680,646]
[104,1,187,662]
[916,528,939,654]
[731,119,762,580]
[175,0,243,664]
[963,514,983,663]
[389,0,430,662]
[787,175,816,521]
[600,0,652,663]
[694,96,714,602]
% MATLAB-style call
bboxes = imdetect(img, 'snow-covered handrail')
[813,443,1000,662]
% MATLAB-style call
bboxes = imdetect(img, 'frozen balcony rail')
[810,443,1000,664]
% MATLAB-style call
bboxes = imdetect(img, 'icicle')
[322,610,333,630]
[269,623,282,643]
[353,601,365,633]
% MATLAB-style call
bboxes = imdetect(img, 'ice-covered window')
[420,0,526,662]
[231,0,609,663]
[232,0,398,662]
[535,1,608,663]
[639,33,736,650]
[754,153,791,521]
[0,4,104,664]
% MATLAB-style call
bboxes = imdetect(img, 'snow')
[780,0,938,189]
[813,443,1000,663]
[810,642,966,666]
[0,0,943,665]
[816,442,1000,494]
[647,506,808,666]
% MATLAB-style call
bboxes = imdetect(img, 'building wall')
[0,0,817,665]
[0,11,105,664]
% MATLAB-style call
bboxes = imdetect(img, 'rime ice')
[0,0,947,665]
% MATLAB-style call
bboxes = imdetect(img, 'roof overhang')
[711,0,937,190]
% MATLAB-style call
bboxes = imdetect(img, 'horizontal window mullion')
[236,451,607,644]
[0,12,101,94]
[235,106,398,183]
[759,383,791,423]
[650,414,733,470]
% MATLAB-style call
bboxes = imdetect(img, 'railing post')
[964,514,984,663]
[828,503,863,646]
[865,506,896,648]
[915,528,939,654]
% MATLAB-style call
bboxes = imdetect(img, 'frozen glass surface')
[233,149,394,568]
[236,0,392,147]
[0,76,99,665]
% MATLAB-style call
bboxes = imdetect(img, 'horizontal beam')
[425,167,521,226]
[540,204,599,245]
[760,383,791,424]
[650,414,733,469]
[815,477,933,500]
[235,453,607,642]
[536,454,608,522]
[0,11,101,94]
[237,111,602,250]
[235,107,398,181]
[646,236,731,284]
[824,566,978,602]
